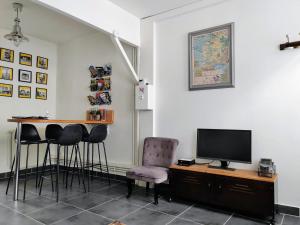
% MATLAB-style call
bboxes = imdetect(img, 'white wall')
[0,28,57,172]
[151,0,300,208]
[57,32,135,167]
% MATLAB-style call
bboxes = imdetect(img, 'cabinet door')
[170,170,212,204]
[213,176,274,218]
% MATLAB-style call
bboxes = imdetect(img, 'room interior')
[0,0,299,225]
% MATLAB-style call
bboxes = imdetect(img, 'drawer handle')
[235,184,249,188]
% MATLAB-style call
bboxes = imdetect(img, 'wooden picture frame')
[0,83,13,97]
[18,69,32,83]
[36,72,48,85]
[188,23,235,90]
[18,86,31,98]
[0,48,14,63]
[36,87,47,100]
[19,52,32,66]
[36,56,48,70]
[0,66,13,81]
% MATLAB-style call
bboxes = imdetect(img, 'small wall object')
[280,34,300,50]
[18,85,31,98]
[36,56,48,70]
[88,92,112,105]
[19,52,32,66]
[36,72,48,85]
[18,69,32,83]
[188,23,234,90]
[89,64,112,78]
[36,87,47,100]
[90,77,111,92]
[135,79,153,110]
[0,48,14,63]
[0,66,13,80]
[0,83,13,97]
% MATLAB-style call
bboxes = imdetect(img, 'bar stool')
[83,124,110,191]
[39,124,86,202]
[38,124,63,192]
[6,124,47,200]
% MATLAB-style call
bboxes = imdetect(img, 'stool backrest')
[78,124,90,141]
[56,124,82,146]
[142,137,179,168]
[45,124,63,141]
[88,125,107,143]
[15,124,41,142]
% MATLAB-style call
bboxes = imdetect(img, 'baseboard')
[0,165,54,180]
[0,165,127,183]
[276,204,300,216]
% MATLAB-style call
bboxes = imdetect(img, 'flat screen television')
[197,128,252,170]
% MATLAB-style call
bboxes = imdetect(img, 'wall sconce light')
[280,34,300,51]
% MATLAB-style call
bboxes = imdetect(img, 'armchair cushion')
[126,166,169,184]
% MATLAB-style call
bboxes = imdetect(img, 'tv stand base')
[208,165,236,171]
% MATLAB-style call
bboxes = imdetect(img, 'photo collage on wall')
[0,47,48,100]
[88,64,112,105]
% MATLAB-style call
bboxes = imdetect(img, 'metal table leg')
[13,122,22,201]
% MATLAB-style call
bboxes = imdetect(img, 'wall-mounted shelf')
[86,109,114,124]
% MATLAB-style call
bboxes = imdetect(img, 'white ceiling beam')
[31,0,141,46]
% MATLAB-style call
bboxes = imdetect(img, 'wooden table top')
[7,118,113,124]
[170,164,278,183]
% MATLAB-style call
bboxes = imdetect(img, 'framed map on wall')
[188,23,234,90]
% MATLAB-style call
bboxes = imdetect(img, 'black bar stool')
[39,124,86,202]
[38,124,63,192]
[80,124,110,191]
[6,124,46,200]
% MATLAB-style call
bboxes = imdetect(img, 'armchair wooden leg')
[154,184,159,205]
[127,179,133,198]
[168,184,172,202]
[146,182,150,196]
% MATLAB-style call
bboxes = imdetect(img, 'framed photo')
[36,56,48,70]
[18,69,32,83]
[36,72,48,85]
[19,52,32,66]
[0,48,14,63]
[0,66,13,81]
[18,86,31,98]
[188,23,234,90]
[36,88,47,100]
[0,83,13,97]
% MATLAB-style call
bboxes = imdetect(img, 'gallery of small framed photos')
[0,47,48,100]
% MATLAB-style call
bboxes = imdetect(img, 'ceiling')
[108,0,202,19]
[0,0,96,44]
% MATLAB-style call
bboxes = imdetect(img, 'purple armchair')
[126,137,179,204]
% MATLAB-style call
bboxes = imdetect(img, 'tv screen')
[197,129,252,163]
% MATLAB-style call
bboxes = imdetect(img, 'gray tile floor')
[0,176,299,225]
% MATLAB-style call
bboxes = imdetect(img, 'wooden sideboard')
[170,164,278,224]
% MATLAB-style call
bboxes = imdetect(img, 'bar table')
[7,118,114,201]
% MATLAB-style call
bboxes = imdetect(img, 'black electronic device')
[197,128,252,170]
[177,158,195,166]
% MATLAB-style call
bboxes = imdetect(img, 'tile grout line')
[223,213,233,225]
[281,214,285,225]
[117,202,153,221]
[0,202,46,225]
[49,198,116,225]
[165,204,202,225]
